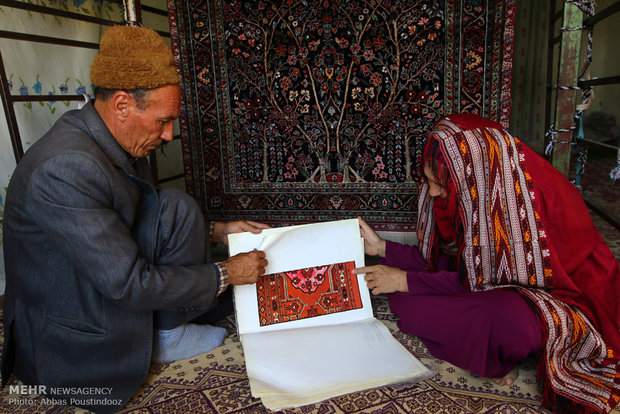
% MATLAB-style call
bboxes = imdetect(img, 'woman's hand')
[213,220,271,245]
[352,264,408,295]
[358,216,386,258]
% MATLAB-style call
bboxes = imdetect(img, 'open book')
[228,218,434,410]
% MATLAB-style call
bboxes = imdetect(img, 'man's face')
[120,85,181,158]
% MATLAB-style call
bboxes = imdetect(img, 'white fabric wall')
[0,1,174,292]
[0,1,125,293]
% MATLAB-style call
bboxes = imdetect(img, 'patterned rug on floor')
[2,294,619,414]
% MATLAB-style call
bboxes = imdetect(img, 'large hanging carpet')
[0,295,593,414]
[166,0,515,229]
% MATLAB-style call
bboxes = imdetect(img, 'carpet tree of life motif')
[223,1,444,185]
[167,0,515,227]
[256,261,362,327]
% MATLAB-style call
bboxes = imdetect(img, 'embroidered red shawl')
[417,113,620,413]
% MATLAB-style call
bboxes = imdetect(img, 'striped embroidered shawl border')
[417,118,619,413]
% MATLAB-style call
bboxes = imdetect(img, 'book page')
[229,218,435,410]
[229,219,372,334]
[242,318,435,410]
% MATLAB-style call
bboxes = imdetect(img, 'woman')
[353,113,620,413]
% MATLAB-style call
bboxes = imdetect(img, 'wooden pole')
[551,2,583,176]
[122,0,142,25]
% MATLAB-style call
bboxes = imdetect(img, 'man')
[1,25,268,413]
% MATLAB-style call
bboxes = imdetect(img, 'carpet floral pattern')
[5,294,620,413]
[167,0,515,228]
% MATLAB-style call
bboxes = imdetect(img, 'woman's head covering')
[418,113,551,291]
[417,113,620,414]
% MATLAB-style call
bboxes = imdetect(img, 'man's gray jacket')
[1,102,220,413]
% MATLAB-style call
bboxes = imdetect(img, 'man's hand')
[213,220,271,245]
[223,250,268,285]
[352,264,408,295]
[358,216,386,258]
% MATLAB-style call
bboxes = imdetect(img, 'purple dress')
[384,240,543,378]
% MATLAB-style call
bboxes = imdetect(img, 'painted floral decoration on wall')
[10,74,93,113]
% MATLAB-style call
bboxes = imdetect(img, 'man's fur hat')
[90,25,181,90]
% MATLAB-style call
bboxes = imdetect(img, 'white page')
[229,219,372,334]
[242,318,434,410]
[228,218,362,273]
[228,218,434,410]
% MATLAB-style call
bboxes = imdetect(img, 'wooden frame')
[545,0,620,230]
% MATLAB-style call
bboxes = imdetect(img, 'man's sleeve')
[28,154,220,312]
